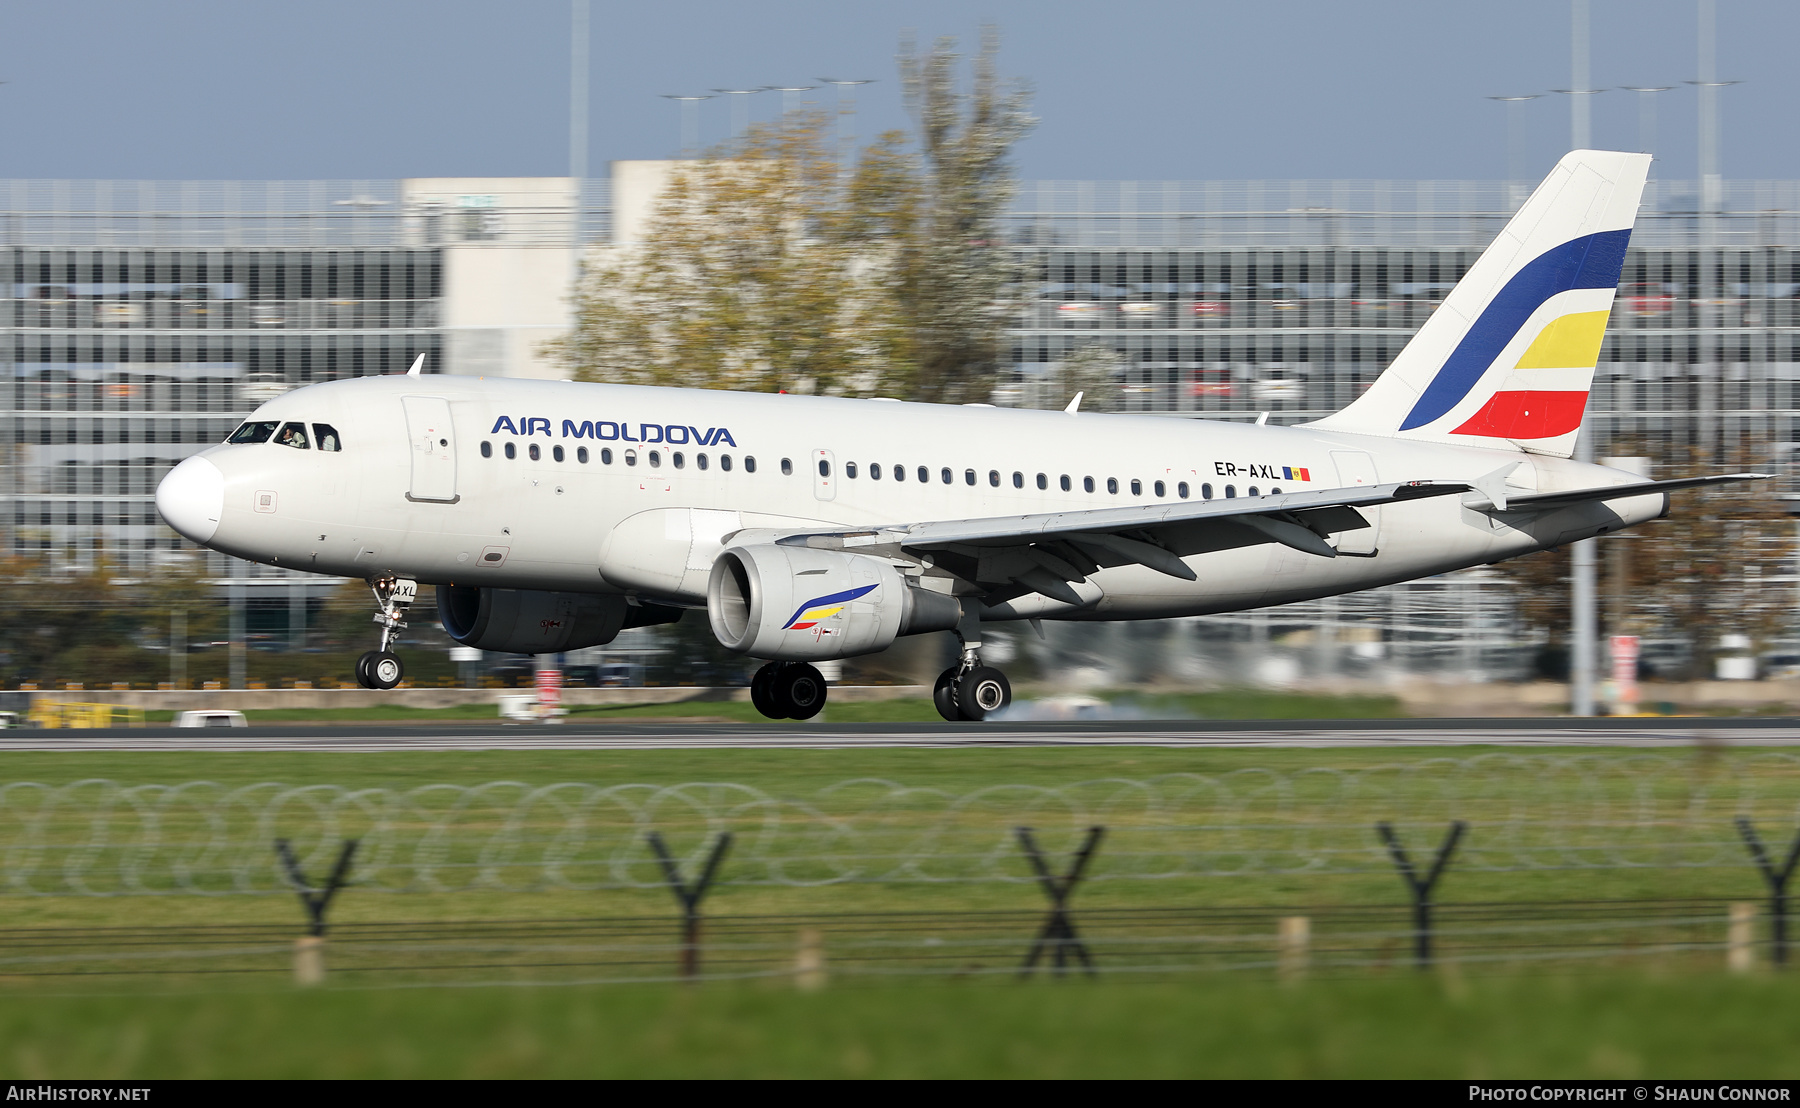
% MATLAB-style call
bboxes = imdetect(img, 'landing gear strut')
[355,575,416,690]
[934,616,1012,722]
[749,661,827,721]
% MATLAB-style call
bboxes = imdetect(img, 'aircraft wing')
[1463,473,1773,513]
[768,481,1468,600]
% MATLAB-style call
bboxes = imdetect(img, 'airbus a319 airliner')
[155,151,1763,721]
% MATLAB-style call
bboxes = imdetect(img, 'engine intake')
[706,544,961,661]
[437,586,676,654]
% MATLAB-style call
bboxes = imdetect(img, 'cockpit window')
[313,424,342,452]
[275,422,310,449]
[227,421,278,444]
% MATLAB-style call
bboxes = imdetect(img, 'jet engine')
[706,544,962,661]
[437,585,680,654]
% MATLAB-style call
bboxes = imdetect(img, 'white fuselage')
[160,374,1665,621]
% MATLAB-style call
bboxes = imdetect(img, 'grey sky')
[3,0,1794,183]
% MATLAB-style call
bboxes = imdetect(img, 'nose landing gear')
[748,661,827,721]
[355,575,416,690]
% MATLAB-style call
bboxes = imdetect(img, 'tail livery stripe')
[1452,391,1589,439]
[1398,228,1630,431]
[782,583,879,631]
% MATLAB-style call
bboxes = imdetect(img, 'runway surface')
[7,716,1800,752]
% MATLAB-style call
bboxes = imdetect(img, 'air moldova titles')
[490,417,738,447]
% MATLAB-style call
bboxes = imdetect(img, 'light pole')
[1686,0,1742,464]
[817,78,874,178]
[660,95,711,156]
[764,85,816,120]
[1619,86,1674,165]
[1485,95,1541,197]
[569,0,589,310]
[712,88,763,140]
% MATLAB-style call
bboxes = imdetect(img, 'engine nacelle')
[707,544,962,661]
[437,586,648,654]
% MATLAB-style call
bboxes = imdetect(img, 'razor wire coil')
[2,753,1798,895]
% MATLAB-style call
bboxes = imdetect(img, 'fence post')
[646,831,732,980]
[273,838,357,985]
[1733,817,1800,966]
[1278,915,1311,983]
[1729,902,1758,973]
[795,928,827,991]
[1375,821,1466,969]
[1016,825,1104,978]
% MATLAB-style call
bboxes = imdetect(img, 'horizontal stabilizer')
[1466,473,1773,513]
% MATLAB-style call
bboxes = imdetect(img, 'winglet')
[406,354,425,377]
[1064,392,1083,414]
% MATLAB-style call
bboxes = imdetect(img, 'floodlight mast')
[712,89,764,140]
[661,95,712,156]
[817,78,875,181]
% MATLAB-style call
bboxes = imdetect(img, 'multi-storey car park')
[2,168,1796,683]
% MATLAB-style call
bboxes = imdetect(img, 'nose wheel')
[749,661,827,721]
[355,575,415,690]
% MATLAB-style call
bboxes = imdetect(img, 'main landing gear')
[749,661,828,721]
[355,575,417,690]
[934,616,1012,722]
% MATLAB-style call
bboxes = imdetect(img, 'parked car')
[174,710,248,728]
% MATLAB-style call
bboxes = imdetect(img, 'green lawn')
[2,974,1797,1078]
[135,687,1409,725]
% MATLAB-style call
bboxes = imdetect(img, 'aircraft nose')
[156,456,225,544]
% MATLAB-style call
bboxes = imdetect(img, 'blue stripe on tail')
[1398,228,1631,431]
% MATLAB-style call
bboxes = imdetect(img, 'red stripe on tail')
[1451,390,1588,439]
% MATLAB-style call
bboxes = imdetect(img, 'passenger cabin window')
[673,452,685,469]
[893,464,904,482]
[577,446,589,463]
[1012,472,1023,489]
[1131,479,1143,496]
[918,466,929,483]
[1177,481,1189,498]
[1201,482,1213,499]
[1225,485,1237,498]
[314,424,342,452]
[697,453,708,470]
[1154,480,1165,497]
[504,442,517,460]
[480,441,492,458]
[1037,473,1047,490]
[1106,478,1119,494]
[528,443,541,461]
[1060,475,1072,491]
[818,459,831,477]
[552,445,565,462]
[989,470,1001,487]
[1247,485,1258,497]
[228,421,278,444]
[941,468,953,485]
[869,462,880,480]
[601,447,613,464]
[964,469,976,486]
[781,458,793,475]
[1083,477,1095,493]
[722,454,734,471]
[625,450,637,467]
[740,455,752,472]
[648,450,661,467]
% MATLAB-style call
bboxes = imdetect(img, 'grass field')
[3,974,1798,1078]
[2,742,1796,1077]
[135,687,1411,725]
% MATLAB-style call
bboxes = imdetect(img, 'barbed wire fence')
[2,754,1798,986]
[0,753,1797,895]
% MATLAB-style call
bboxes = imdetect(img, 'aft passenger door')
[402,396,458,502]
[1330,450,1379,555]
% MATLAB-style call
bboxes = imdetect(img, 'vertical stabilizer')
[1305,151,1650,458]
